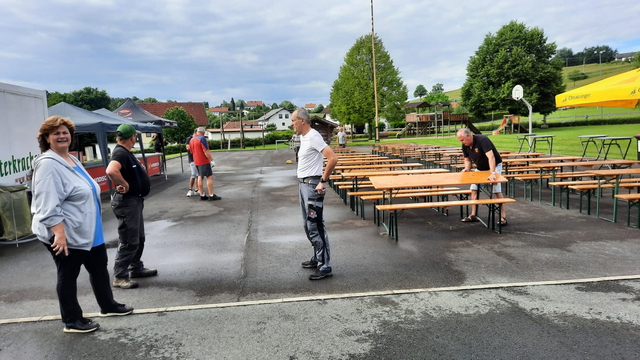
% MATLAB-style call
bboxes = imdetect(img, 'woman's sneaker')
[186,190,193,197]
[200,195,209,200]
[63,319,100,333]
[100,304,134,317]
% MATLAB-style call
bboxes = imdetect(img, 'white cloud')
[0,0,638,106]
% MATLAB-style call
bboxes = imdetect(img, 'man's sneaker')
[301,259,319,268]
[309,267,333,280]
[130,267,158,278]
[186,190,193,197]
[112,278,139,289]
[100,304,134,317]
[63,319,100,333]
[200,195,209,201]
[209,194,222,201]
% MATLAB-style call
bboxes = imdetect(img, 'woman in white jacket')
[31,116,134,333]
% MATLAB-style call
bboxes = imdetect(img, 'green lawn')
[356,124,640,159]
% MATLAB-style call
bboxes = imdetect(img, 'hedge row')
[131,130,295,154]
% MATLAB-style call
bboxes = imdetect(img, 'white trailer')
[0,82,48,244]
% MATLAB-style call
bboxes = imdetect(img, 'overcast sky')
[1,0,639,108]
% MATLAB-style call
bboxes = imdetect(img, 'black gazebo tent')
[114,99,178,174]
[48,102,161,190]
[114,99,178,128]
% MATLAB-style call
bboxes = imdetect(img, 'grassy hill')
[411,62,636,103]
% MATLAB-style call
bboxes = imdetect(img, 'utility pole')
[371,0,380,143]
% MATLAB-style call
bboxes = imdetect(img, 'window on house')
[282,122,285,127]
[285,114,289,119]
[279,114,283,119]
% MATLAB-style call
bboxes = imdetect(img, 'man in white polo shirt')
[291,108,338,280]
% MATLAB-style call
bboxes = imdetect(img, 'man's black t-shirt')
[111,144,151,197]
[461,135,502,171]
[186,135,194,163]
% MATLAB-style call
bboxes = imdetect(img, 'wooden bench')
[568,182,640,215]
[615,193,640,228]
[376,198,517,240]
[549,178,640,209]
[510,171,593,201]
[344,187,460,219]
[360,188,471,222]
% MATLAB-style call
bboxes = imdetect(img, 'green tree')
[46,91,68,107]
[66,87,111,111]
[567,70,588,86]
[265,123,277,132]
[271,102,278,109]
[314,104,324,113]
[208,113,221,129]
[431,83,444,93]
[631,52,640,69]
[230,98,236,111]
[554,47,574,67]
[424,91,449,105]
[279,100,295,111]
[161,106,197,144]
[330,33,407,139]
[110,97,127,110]
[460,21,565,122]
[139,97,159,103]
[580,45,617,64]
[236,99,246,111]
[413,84,427,99]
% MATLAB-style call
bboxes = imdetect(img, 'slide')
[492,116,509,136]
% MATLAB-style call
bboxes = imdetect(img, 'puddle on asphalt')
[144,220,175,236]
[258,233,303,243]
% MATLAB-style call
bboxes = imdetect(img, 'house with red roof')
[138,102,209,126]
[246,101,263,109]
[136,102,208,145]
[208,107,229,116]
[207,120,265,141]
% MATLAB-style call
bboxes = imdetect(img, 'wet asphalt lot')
[2,146,640,359]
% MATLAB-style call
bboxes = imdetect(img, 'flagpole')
[371,0,380,143]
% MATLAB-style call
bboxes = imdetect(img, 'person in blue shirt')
[31,116,133,334]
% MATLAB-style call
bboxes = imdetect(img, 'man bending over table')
[456,128,507,226]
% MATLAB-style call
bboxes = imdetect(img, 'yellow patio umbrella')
[555,68,640,108]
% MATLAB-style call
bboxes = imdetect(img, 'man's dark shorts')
[196,164,213,177]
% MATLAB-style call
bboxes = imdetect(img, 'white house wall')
[261,109,291,130]
[208,131,265,140]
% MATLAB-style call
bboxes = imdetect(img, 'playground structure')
[404,101,479,137]
[492,115,527,135]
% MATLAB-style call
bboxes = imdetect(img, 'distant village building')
[304,103,316,112]
[615,52,637,62]
[309,115,339,144]
[256,108,292,131]
[245,101,263,109]
[208,107,230,116]
[207,120,264,141]
[138,102,209,145]
[139,102,209,126]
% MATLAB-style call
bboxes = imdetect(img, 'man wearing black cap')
[106,124,157,289]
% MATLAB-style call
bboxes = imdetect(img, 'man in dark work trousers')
[106,124,158,289]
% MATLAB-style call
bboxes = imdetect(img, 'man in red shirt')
[189,127,221,201]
